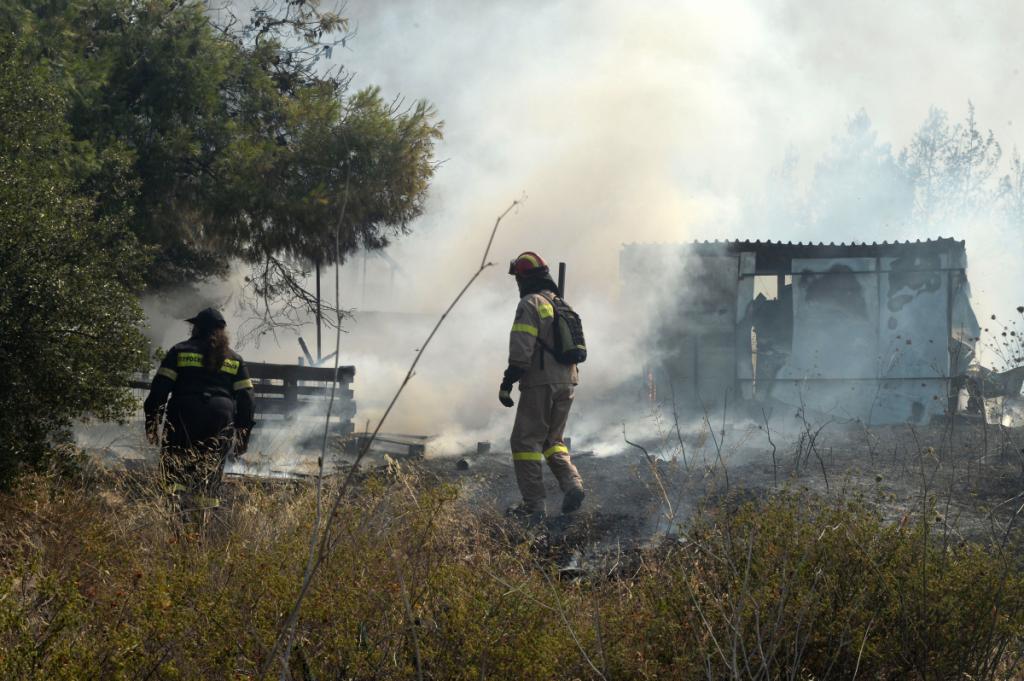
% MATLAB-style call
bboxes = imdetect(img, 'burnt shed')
[620,238,980,425]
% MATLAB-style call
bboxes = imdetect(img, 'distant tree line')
[0,0,441,486]
[757,103,1020,239]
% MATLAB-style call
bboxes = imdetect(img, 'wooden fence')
[131,362,356,434]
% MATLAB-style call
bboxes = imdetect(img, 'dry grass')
[1,458,1023,680]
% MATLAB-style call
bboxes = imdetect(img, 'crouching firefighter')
[144,307,255,513]
[499,252,587,522]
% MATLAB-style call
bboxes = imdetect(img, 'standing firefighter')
[144,308,255,512]
[500,252,586,521]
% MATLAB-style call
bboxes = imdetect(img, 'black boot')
[561,487,585,513]
[506,503,546,526]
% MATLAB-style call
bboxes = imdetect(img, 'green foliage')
[0,36,150,487]
[1,473,1022,680]
[0,0,441,480]
[229,86,442,265]
[8,0,442,290]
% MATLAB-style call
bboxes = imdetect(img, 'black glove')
[503,365,525,385]
[499,382,515,408]
[499,365,525,408]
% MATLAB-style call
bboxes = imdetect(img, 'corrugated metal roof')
[622,237,965,258]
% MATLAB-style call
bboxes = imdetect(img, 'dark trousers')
[161,395,234,507]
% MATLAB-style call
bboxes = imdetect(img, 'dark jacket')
[144,338,256,449]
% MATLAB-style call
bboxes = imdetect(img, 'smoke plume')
[140,1,1024,455]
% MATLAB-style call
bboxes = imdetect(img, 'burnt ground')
[87,416,1024,568]
[411,419,1024,567]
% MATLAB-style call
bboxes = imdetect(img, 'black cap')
[185,307,226,329]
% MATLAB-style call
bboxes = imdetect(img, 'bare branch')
[259,198,521,679]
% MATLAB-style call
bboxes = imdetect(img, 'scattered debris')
[345,433,430,460]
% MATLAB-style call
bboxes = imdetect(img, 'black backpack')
[540,295,587,365]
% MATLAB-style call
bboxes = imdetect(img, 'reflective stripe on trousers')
[510,383,582,511]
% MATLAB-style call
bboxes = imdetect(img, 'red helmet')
[508,251,548,277]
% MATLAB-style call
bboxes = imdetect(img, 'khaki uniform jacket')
[508,291,579,389]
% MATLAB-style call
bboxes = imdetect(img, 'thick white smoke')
[139,0,1024,456]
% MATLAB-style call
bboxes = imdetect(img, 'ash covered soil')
[412,420,1024,561]
[90,417,1024,558]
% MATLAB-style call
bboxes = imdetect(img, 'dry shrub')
[613,493,1024,679]
[1,467,1023,680]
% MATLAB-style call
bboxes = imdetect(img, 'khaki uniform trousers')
[511,383,583,513]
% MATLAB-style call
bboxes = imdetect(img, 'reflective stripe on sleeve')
[544,444,569,458]
[157,367,178,381]
[177,352,203,368]
[512,451,544,462]
[220,358,240,375]
[511,323,538,337]
[233,378,254,391]
[537,303,554,319]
